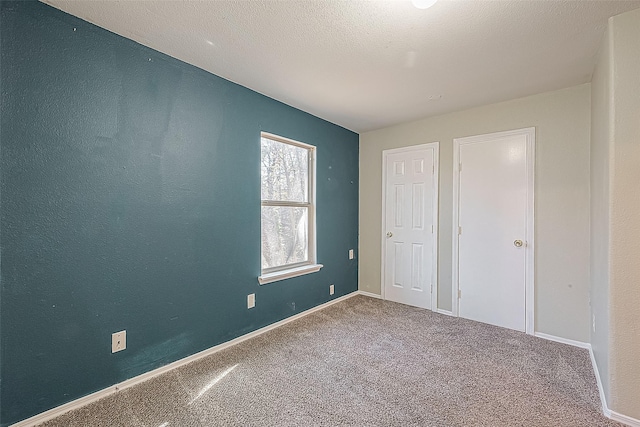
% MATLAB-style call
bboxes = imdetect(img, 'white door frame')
[452,128,535,335]
[381,142,439,311]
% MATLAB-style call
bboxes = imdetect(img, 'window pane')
[261,206,308,269]
[261,137,308,203]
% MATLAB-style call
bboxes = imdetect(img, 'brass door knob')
[514,240,523,248]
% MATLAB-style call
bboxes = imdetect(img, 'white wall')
[360,84,592,343]
[608,7,640,419]
[589,17,612,408]
[590,9,640,419]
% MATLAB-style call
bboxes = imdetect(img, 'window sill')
[258,264,324,285]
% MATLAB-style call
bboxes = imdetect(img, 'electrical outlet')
[329,284,335,295]
[112,330,126,353]
[248,293,255,309]
[348,249,354,260]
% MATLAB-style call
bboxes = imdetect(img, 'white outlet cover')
[248,293,255,309]
[330,284,335,295]
[349,249,354,259]
[112,330,126,353]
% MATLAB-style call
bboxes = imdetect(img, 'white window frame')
[258,132,322,285]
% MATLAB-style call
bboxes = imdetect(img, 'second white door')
[383,143,438,310]
[454,128,534,333]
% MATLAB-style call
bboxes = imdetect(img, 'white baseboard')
[534,332,591,349]
[13,294,640,427]
[11,292,359,427]
[588,347,640,427]
[528,332,640,426]
[358,292,453,318]
[356,290,382,299]
[611,411,640,427]
[587,341,640,426]
[357,291,450,316]
[588,345,611,418]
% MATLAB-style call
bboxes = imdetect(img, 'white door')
[383,143,438,310]
[454,128,534,333]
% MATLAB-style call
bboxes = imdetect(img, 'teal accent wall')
[0,2,359,425]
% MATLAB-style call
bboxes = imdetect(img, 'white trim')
[11,292,358,427]
[431,144,440,312]
[524,129,535,335]
[9,384,116,427]
[357,290,382,299]
[451,128,535,335]
[380,142,439,311]
[258,263,323,285]
[260,131,315,151]
[589,346,611,418]
[436,308,455,317]
[534,332,590,349]
[259,131,318,280]
[13,290,640,427]
[535,334,640,427]
[611,411,640,427]
[380,147,385,301]
[586,347,640,427]
[451,138,460,317]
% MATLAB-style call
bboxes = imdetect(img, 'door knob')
[386,232,393,238]
[514,239,523,248]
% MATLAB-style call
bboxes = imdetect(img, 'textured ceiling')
[42,0,640,133]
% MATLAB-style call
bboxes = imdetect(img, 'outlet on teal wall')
[0,2,359,425]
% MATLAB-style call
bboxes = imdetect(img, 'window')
[259,132,322,284]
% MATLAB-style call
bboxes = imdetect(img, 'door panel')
[411,243,424,291]
[384,145,437,310]
[393,242,403,287]
[457,133,529,332]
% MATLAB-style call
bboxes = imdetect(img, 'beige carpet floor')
[39,295,619,426]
